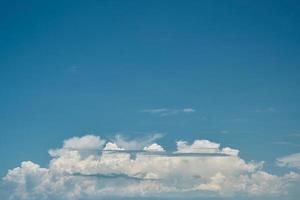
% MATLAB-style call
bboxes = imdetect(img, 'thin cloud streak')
[142,108,196,116]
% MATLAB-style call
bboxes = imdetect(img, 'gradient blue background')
[0,0,300,182]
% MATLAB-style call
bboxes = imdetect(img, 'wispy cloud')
[71,65,79,73]
[277,153,300,169]
[272,141,300,147]
[142,108,196,116]
[220,130,229,134]
[289,133,300,137]
[255,107,277,113]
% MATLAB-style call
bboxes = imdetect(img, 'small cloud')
[142,109,169,114]
[71,65,79,73]
[289,130,300,137]
[272,141,293,145]
[143,143,165,152]
[255,107,277,113]
[182,108,196,113]
[272,141,300,147]
[267,107,276,112]
[232,117,249,123]
[142,108,196,116]
[277,153,300,169]
[220,130,229,134]
[289,133,300,137]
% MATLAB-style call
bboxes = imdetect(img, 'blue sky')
[1,0,300,199]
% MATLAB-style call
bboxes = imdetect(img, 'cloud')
[272,141,300,147]
[182,108,195,113]
[277,153,300,169]
[142,108,195,116]
[143,143,165,152]
[255,107,277,113]
[63,135,106,150]
[104,142,125,150]
[113,133,163,150]
[2,135,300,200]
[176,140,220,153]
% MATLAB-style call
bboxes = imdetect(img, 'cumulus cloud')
[277,153,300,169]
[103,142,125,150]
[63,135,106,150]
[113,133,163,150]
[142,108,195,116]
[143,143,165,152]
[2,135,300,200]
[176,140,220,153]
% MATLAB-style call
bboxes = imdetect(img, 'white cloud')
[143,143,165,152]
[103,142,125,150]
[2,135,300,200]
[143,108,169,114]
[142,108,195,116]
[221,147,239,156]
[176,140,220,153]
[277,153,300,169]
[63,135,106,150]
[113,133,162,150]
[182,108,196,113]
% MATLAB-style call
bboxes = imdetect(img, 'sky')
[0,0,300,199]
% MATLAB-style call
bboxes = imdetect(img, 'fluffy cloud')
[103,142,125,150]
[143,143,165,152]
[2,135,300,200]
[63,135,105,150]
[176,140,220,153]
[277,153,300,169]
